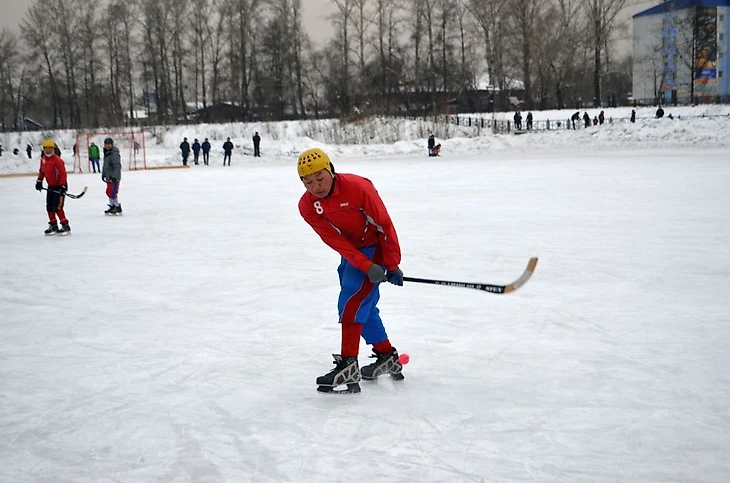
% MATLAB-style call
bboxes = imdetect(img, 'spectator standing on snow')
[513,111,522,130]
[192,139,201,165]
[222,137,233,166]
[26,143,32,159]
[201,138,211,165]
[180,137,191,166]
[253,132,261,157]
[571,111,580,130]
[583,112,591,128]
[630,110,636,123]
[526,112,533,130]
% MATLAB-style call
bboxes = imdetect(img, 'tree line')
[0,0,632,130]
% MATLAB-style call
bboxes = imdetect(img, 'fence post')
[546,120,550,130]
[507,120,511,133]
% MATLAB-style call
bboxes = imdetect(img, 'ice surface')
[2,143,729,482]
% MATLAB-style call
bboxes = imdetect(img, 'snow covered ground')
[2,129,730,481]
[2,104,730,176]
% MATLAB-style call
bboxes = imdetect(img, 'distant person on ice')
[253,132,261,157]
[297,147,405,394]
[88,142,101,173]
[102,137,122,215]
[201,138,211,165]
[192,138,201,165]
[35,139,71,235]
[222,137,233,166]
[26,143,32,159]
[180,137,190,166]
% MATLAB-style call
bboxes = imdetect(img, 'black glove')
[109,177,117,183]
[366,263,387,284]
[58,184,67,195]
[386,268,404,286]
[35,179,43,191]
[102,175,107,182]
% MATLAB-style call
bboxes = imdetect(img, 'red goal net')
[74,130,147,173]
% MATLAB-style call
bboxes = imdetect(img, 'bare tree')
[583,0,628,106]
[508,0,546,110]
[22,0,64,127]
[330,0,357,113]
[0,29,20,129]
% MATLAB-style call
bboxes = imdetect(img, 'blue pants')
[337,245,388,345]
[90,158,100,171]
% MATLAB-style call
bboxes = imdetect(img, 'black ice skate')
[105,205,123,215]
[316,354,361,394]
[58,223,71,235]
[44,223,59,235]
[361,348,404,381]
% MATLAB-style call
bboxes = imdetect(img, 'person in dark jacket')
[201,138,211,165]
[598,110,605,125]
[583,112,591,128]
[180,137,191,166]
[630,110,636,123]
[222,137,233,166]
[427,133,435,156]
[253,132,261,157]
[192,139,201,165]
[571,111,580,130]
[526,112,533,130]
[513,111,522,130]
[26,144,32,159]
[102,137,123,215]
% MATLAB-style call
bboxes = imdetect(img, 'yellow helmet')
[42,139,55,148]
[297,148,334,177]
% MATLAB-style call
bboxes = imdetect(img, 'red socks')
[340,322,363,358]
[373,340,394,354]
[341,323,394,357]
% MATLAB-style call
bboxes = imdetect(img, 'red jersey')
[299,173,401,273]
[37,153,67,186]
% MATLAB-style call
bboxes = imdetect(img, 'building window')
[720,14,725,21]
[720,71,724,78]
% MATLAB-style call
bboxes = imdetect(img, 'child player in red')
[298,148,405,394]
[35,139,71,235]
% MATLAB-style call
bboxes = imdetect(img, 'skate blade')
[362,372,405,382]
[317,383,361,394]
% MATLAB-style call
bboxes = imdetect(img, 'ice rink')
[2,148,729,482]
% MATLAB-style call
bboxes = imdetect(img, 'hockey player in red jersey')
[35,139,71,235]
[297,148,405,393]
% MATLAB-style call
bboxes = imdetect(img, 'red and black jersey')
[299,173,401,273]
[37,153,67,186]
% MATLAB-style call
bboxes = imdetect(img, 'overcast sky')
[0,0,656,55]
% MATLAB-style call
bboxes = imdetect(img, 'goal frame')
[74,130,147,173]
